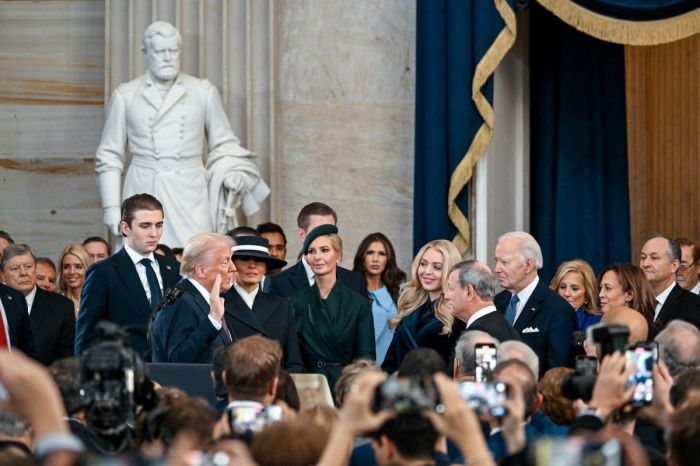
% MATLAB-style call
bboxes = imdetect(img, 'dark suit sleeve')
[56,297,76,360]
[355,299,376,360]
[280,300,305,373]
[163,299,221,363]
[546,299,577,370]
[75,264,109,355]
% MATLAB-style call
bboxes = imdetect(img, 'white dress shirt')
[690,282,700,295]
[123,244,164,302]
[512,276,540,324]
[654,281,676,320]
[301,256,315,286]
[25,286,37,314]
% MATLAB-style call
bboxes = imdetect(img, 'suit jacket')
[495,279,576,377]
[267,261,368,299]
[655,283,700,329]
[152,279,229,364]
[75,248,180,357]
[0,283,37,358]
[30,287,75,365]
[223,288,304,372]
[467,311,521,343]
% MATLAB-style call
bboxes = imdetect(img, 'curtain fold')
[530,3,631,281]
[413,0,516,255]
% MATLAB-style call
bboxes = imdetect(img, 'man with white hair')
[493,231,575,377]
[95,21,269,248]
[151,232,236,363]
[655,320,700,378]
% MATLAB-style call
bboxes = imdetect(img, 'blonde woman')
[381,239,462,373]
[549,259,601,332]
[57,244,90,317]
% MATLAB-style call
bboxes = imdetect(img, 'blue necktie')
[505,294,519,325]
[140,258,162,309]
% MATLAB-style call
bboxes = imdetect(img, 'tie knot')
[510,294,519,305]
[140,258,152,267]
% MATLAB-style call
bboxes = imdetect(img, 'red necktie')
[0,311,9,350]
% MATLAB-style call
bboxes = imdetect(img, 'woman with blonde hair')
[57,244,90,317]
[381,239,463,373]
[549,259,601,332]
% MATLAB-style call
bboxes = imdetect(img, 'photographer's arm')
[317,372,392,466]
[423,374,496,466]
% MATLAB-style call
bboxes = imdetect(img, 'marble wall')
[0,0,417,272]
[273,0,416,272]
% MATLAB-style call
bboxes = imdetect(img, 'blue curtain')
[569,0,699,20]
[530,3,631,281]
[413,0,515,254]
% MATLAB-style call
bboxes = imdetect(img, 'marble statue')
[95,21,269,247]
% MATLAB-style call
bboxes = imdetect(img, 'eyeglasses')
[679,261,698,271]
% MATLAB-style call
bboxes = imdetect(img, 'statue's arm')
[95,89,128,234]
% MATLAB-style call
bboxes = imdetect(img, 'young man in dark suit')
[75,194,180,357]
[493,231,576,377]
[267,202,366,298]
[1,244,73,365]
[152,233,235,363]
[223,236,304,372]
[444,260,520,343]
[641,235,700,329]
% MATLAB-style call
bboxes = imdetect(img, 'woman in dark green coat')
[290,224,375,392]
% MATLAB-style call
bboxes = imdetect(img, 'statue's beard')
[150,63,179,81]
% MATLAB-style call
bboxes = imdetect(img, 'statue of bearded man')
[95,21,269,247]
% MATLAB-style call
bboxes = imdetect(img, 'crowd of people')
[0,194,699,466]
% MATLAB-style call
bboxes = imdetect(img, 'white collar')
[514,275,539,307]
[25,286,38,314]
[690,281,700,295]
[187,277,211,303]
[656,281,676,307]
[301,256,314,282]
[233,282,259,309]
[123,244,156,266]
[466,304,497,328]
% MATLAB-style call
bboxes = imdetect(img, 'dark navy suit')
[655,283,700,330]
[223,287,304,372]
[0,283,37,358]
[29,287,75,365]
[151,279,230,364]
[466,310,521,343]
[75,248,180,357]
[495,278,576,377]
[267,260,368,299]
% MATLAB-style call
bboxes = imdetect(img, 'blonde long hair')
[389,239,461,335]
[57,244,90,294]
[549,259,600,316]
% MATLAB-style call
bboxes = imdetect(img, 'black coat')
[223,287,305,372]
[75,248,180,357]
[152,279,230,364]
[0,283,36,358]
[466,310,521,343]
[655,283,700,330]
[30,287,75,365]
[495,279,576,377]
[267,261,368,299]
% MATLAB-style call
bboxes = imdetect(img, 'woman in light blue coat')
[353,233,406,365]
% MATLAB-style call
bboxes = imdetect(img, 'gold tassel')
[537,0,700,46]
[448,0,517,254]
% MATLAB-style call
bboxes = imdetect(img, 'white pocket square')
[522,326,540,334]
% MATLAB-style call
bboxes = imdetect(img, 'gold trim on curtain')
[537,0,700,45]
[448,0,517,254]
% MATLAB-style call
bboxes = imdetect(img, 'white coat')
[95,72,269,247]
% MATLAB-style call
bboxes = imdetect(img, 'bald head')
[602,306,648,344]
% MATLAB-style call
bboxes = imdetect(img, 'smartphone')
[575,355,597,377]
[373,377,440,414]
[458,381,507,417]
[474,343,497,383]
[625,342,657,407]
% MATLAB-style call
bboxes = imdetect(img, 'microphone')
[145,281,188,362]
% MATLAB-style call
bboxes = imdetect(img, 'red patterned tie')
[221,317,233,343]
[0,311,9,350]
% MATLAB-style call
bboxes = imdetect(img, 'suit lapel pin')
[166,265,172,270]
[7,295,12,301]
